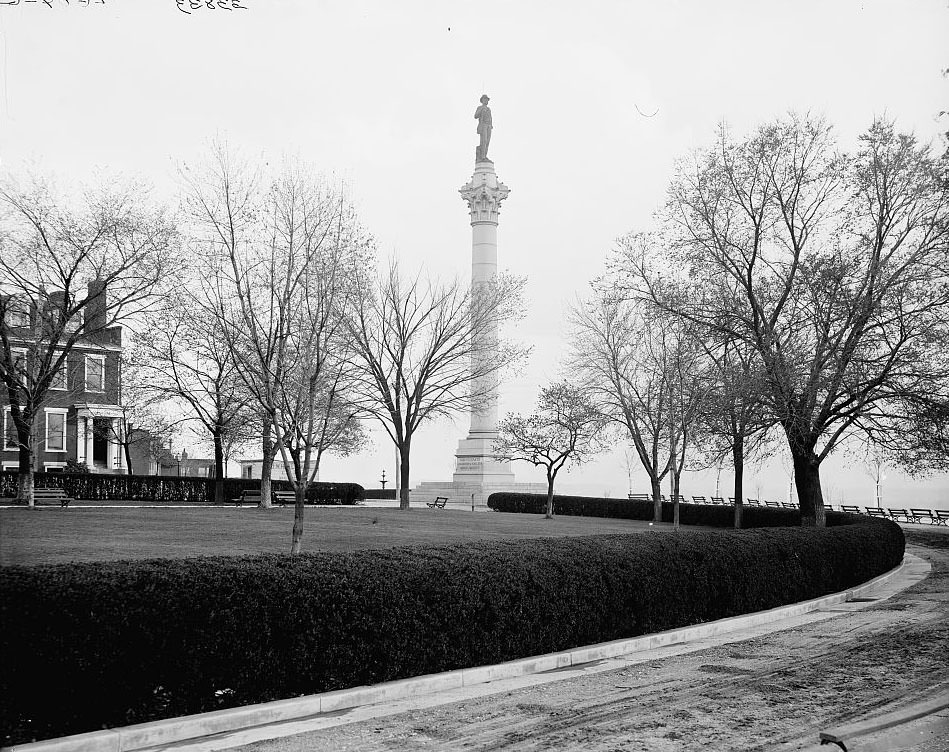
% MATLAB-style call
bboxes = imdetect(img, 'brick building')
[1,283,127,474]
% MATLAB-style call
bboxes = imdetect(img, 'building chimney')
[84,281,107,332]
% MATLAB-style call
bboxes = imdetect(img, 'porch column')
[77,417,87,464]
[84,418,94,467]
[111,418,125,472]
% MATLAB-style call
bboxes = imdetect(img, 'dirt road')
[236,529,949,751]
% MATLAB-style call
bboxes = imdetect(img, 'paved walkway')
[142,527,947,752]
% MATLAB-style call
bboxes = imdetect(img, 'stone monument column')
[453,159,515,487]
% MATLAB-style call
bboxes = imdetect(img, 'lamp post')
[379,469,387,490]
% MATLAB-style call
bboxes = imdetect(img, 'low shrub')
[0,509,903,744]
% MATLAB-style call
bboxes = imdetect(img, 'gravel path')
[231,528,949,752]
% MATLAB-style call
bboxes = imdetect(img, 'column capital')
[460,162,510,225]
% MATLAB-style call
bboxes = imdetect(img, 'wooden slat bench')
[935,510,949,526]
[764,501,781,508]
[886,508,911,523]
[865,507,888,519]
[275,491,299,507]
[426,496,448,509]
[841,505,861,514]
[909,508,937,524]
[691,495,707,504]
[231,490,296,507]
[628,494,652,502]
[33,488,73,507]
[710,497,725,505]
[781,502,797,509]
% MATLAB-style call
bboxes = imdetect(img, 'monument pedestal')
[453,433,515,486]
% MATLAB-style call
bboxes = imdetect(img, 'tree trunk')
[732,439,744,529]
[792,449,826,527]
[545,471,555,519]
[290,483,306,556]
[650,475,662,523]
[124,442,134,475]
[16,428,34,508]
[398,443,411,509]
[671,467,682,530]
[259,424,274,509]
[213,429,225,506]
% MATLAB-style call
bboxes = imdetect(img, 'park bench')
[710,496,725,505]
[935,510,949,526]
[426,496,448,509]
[909,508,936,524]
[781,502,797,509]
[865,507,888,519]
[670,494,687,504]
[886,508,911,523]
[231,490,295,507]
[274,491,299,507]
[745,498,759,507]
[764,501,781,508]
[628,493,652,502]
[841,505,861,514]
[691,495,707,504]
[33,488,72,507]
[727,496,736,504]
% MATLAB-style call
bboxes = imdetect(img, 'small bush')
[0,507,903,745]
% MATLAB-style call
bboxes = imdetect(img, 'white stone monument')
[451,159,516,489]
[413,95,544,508]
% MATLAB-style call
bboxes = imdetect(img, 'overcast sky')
[2,0,947,507]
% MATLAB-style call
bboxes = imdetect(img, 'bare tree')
[181,144,372,551]
[619,115,949,526]
[347,260,527,509]
[136,299,253,502]
[271,236,368,555]
[494,381,607,519]
[695,337,776,527]
[570,291,703,525]
[0,174,176,505]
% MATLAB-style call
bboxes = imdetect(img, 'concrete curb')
[3,554,926,752]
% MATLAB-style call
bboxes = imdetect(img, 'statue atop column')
[474,94,492,162]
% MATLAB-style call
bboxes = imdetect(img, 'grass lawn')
[0,507,671,566]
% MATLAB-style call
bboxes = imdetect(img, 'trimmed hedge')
[364,488,397,500]
[0,509,903,744]
[0,471,364,505]
[488,492,802,527]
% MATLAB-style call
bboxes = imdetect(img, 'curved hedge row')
[0,501,904,745]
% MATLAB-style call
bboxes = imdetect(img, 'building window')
[243,465,253,479]
[49,357,68,390]
[46,410,67,452]
[44,462,66,473]
[3,410,19,451]
[3,298,30,328]
[5,347,28,386]
[85,355,105,392]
